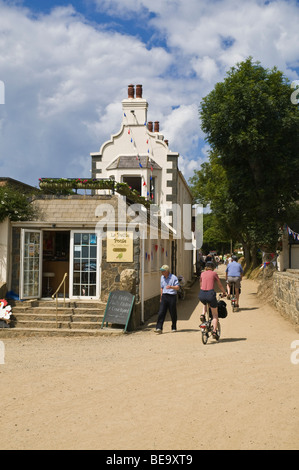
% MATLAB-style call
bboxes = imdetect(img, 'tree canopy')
[190,58,299,269]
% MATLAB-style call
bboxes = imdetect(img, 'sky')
[0,0,299,188]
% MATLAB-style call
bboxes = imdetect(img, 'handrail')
[52,273,68,328]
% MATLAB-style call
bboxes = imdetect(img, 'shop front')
[19,229,101,300]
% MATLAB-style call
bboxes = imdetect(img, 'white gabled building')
[0,86,195,331]
[91,84,194,281]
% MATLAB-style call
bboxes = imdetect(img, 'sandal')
[212,330,219,341]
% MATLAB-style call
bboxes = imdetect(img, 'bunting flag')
[122,113,156,201]
[285,224,299,241]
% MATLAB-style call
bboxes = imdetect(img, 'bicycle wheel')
[231,284,236,311]
[201,332,209,345]
[216,321,221,340]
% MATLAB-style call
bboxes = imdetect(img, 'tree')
[201,213,232,254]
[0,185,35,222]
[197,58,299,268]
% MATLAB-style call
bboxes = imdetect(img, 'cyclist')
[226,255,243,308]
[199,261,226,339]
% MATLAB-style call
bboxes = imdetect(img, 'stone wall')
[273,270,299,326]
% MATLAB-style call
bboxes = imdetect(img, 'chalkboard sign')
[101,290,135,332]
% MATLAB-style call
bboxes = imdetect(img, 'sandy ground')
[0,265,298,451]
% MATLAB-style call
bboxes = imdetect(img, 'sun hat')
[160,265,170,271]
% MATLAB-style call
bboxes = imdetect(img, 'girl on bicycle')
[199,261,226,339]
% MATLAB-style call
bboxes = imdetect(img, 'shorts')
[198,289,218,308]
[227,276,241,288]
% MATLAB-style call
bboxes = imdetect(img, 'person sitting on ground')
[226,255,243,308]
[198,261,226,339]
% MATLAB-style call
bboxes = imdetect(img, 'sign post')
[101,291,135,332]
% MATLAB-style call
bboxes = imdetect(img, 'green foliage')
[189,150,240,244]
[0,185,35,222]
[195,57,299,262]
[201,213,231,254]
[39,178,152,208]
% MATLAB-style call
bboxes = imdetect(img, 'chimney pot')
[148,121,153,132]
[128,84,135,99]
[165,139,169,146]
[154,121,160,132]
[136,84,143,98]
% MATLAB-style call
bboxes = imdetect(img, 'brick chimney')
[136,84,143,98]
[128,84,135,99]
[123,84,148,126]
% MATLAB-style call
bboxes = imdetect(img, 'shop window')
[122,176,141,195]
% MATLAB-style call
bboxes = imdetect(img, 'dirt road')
[0,265,298,450]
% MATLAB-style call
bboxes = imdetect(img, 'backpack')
[217,300,228,318]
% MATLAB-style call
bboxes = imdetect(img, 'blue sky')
[0,0,299,187]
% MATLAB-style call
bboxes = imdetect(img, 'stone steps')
[0,327,124,337]
[0,299,126,337]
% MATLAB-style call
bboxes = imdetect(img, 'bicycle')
[177,275,185,300]
[228,281,240,312]
[199,294,225,345]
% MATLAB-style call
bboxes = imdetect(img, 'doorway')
[69,231,100,299]
[20,229,100,300]
[42,231,70,298]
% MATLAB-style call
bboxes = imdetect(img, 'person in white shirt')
[155,265,180,334]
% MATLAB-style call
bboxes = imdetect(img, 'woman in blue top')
[226,255,243,307]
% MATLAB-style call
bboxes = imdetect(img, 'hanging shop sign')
[107,231,134,263]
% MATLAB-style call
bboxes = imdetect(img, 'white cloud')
[0,0,299,186]
[161,104,201,154]
[94,0,299,79]
[0,2,173,184]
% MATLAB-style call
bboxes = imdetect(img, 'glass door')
[70,231,100,299]
[20,230,42,299]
